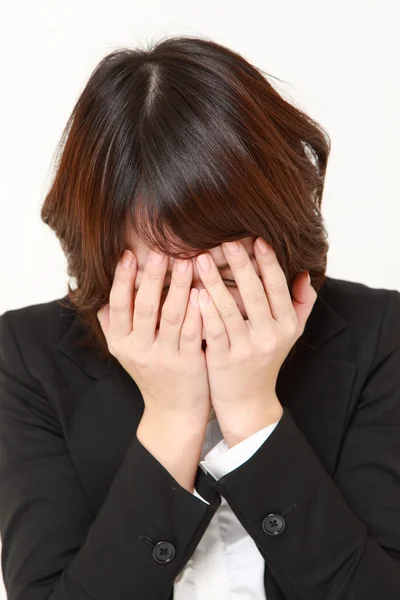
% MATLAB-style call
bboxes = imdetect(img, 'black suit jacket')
[1,275,400,600]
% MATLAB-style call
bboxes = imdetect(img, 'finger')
[133,250,168,348]
[198,288,230,352]
[196,252,247,344]
[221,240,271,332]
[158,258,196,354]
[179,288,204,357]
[108,250,137,341]
[253,238,295,324]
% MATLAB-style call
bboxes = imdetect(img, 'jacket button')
[152,541,176,564]
[262,513,286,536]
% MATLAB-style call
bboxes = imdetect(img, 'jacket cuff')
[200,420,280,480]
[192,487,211,505]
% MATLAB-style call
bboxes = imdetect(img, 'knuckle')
[180,328,199,343]
[261,253,278,267]
[209,327,226,342]
[135,302,156,320]
[133,354,149,369]
[161,306,182,327]
[184,308,197,322]
[233,345,252,362]
[219,300,237,319]
[263,336,278,354]
[170,277,189,290]
[232,257,249,272]
[265,277,288,296]
[144,269,164,283]
[158,353,174,370]
[114,271,131,284]
[110,300,130,315]
[206,274,221,288]
[244,286,266,305]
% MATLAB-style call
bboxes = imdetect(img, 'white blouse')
[173,414,280,599]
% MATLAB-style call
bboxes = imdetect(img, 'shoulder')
[321,275,400,325]
[318,276,400,361]
[321,274,399,305]
[0,294,73,351]
[0,295,77,390]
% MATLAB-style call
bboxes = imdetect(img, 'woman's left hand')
[196,237,317,446]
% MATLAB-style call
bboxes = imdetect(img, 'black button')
[152,541,176,564]
[262,513,286,536]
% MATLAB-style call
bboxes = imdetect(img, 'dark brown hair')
[41,35,331,362]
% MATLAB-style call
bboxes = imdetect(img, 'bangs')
[122,118,297,261]
[125,174,261,262]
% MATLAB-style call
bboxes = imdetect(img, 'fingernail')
[197,254,211,272]
[256,238,269,254]
[189,288,199,306]
[121,250,133,268]
[224,241,240,255]
[177,259,189,273]
[307,271,311,284]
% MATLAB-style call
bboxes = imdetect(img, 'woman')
[0,36,399,600]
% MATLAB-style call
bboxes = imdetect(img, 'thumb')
[97,303,110,334]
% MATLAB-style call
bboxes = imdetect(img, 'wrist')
[214,398,283,449]
[136,408,209,494]
[139,405,210,435]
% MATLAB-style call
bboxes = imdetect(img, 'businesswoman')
[1,36,400,600]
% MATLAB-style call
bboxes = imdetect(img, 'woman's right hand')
[97,248,211,493]
[97,248,211,423]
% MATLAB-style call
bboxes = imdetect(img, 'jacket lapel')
[275,289,358,475]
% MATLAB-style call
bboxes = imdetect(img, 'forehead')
[128,235,257,271]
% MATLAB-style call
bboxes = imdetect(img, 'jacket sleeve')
[0,312,220,600]
[208,289,400,600]
[193,419,280,505]
[200,419,280,480]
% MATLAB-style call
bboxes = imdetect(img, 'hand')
[96,249,211,424]
[195,237,317,445]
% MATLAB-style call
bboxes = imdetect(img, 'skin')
[193,237,317,447]
[126,235,261,342]
[99,235,317,449]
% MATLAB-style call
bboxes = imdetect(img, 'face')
[127,235,259,340]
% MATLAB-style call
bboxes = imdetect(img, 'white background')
[0,0,399,597]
